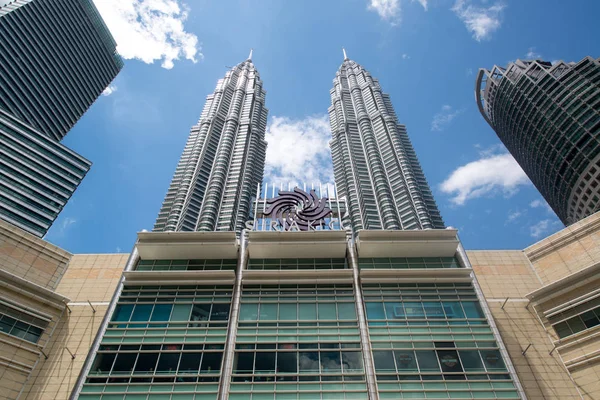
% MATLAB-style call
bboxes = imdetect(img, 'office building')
[476,56,600,225]
[154,51,268,233]
[0,0,123,141]
[0,109,91,237]
[0,0,30,16]
[329,50,444,231]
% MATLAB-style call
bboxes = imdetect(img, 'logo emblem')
[264,187,332,231]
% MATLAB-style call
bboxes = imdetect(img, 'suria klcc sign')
[246,186,343,231]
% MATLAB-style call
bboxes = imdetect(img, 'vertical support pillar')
[218,229,248,400]
[69,245,140,400]
[456,241,528,400]
[347,235,379,400]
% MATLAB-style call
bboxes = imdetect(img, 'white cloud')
[452,0,505,41]
[526,47,542,59]
[506,210,523,224]
[93,0,200,69]
[530,198,554,214]
[367,0,427,25]
[431,105,463,131]
[102,84,118,96]
[466,68,473,76]
[116,246,122,253]
[530,219,561,238]
[440,150,530,205]
[402,53,411,59]
[264,115,333,185]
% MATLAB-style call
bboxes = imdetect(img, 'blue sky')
[46,0,600,253]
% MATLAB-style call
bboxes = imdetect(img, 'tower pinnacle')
[342,47,348,61]
[248,48,253,61]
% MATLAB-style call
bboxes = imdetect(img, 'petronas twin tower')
[154,51,444,233]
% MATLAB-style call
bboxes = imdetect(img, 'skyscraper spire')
[154,57,268,233]
[248,48,253,61]
[342,47,348,60]
[328,57,444,231]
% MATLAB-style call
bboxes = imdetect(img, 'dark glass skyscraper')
[154,52,268,233]
[0,0,121,236]
[476,57,600,225]
[0,0,123,141]
[329,53,444,231]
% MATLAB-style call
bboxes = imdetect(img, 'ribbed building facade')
[0,109,91,237]
[154,55,268,233]
[329,55,444,231]
[476,56,600,225]
[0,0,123,141]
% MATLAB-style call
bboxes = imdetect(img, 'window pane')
[342,351,363,372]
[459,351,485,372]
[91,353,116,373]
[179,352,202,373]
[567,316,585,333]
[156,353,181,373]
[277,351,298,373]
[394,350,417,372]
[299,303,317,320]
[581,311,600,328]
[384,302,403,320]
[416,350,440,372]
[234,352,254,373]
[365,302,385,320]
[299,352,320,373]
[210,304,230,321]
[113,353,138,373]
[318,303,337,320]
[423,302,445,319]
[321,351,342,372]
[373,351,396,372]
[190,304,211,324]
[255,352,276,373]
[481,350,506,371]
[134,353,159,373]
[554,321,572,338]
[404,302,425,318]
[337,303,356,320]
[131,305,153,322]
[112,304,134,322]
[442,302,465,319]
[462,302,484,319]
[201,352,223,372]
[240,303,258,321]
[171,304,191,321]
[259,304,278,320]
[437,350,463,373]
[150,304,173,321]
[279,303,297,320]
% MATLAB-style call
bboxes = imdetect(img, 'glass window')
[437,350,463,373]
[210,304,230,321]
[365,302,385,320]
[240,303,258,321]
[442,302,465,319]
[481,350,506,371]
[255,352,276,373]
[134,353,159,373]
[337,303,356,320]
[234,352,254,373]
[459,351,485,372]
[373,351,396,372]
[299,303,317,320]
[321,351,342,372]
[179,352,202,373]
[113,353,138,374]
[277,351,298,373]
[156,353,180,373]
[171,304,191,321]
[394,350,417,372]
[384,302,403,320]
[299,352,320,373]
[416,351,440,372]
[112,304,134,322]
[318,303,337,320]
[131,305,153,322]
[91,353,116,373]
[462,302,485,319]
[150,304,173,321]
[259,304,278,320]
[190,304,211,324]
[404,302,425,318]
[279,303,297,320]
[201,352,222,372]
[423,302,445,319]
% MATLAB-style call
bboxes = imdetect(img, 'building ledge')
[247,230,348,259]
[0,269,69,310]
[355,229,459,258]
[526,260,600,305]
[136,231,238,260]
[123,270,236,285]
[359,268,472,284]
[242,269,353,284]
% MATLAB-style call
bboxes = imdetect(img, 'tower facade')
[0,0,123,141]
[154,53,268,233]
[329,54,444,231]
[476,57,600,225]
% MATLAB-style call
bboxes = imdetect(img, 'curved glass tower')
[476,57,600,225]
[154,52,268,233]
[328,53,444,231]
